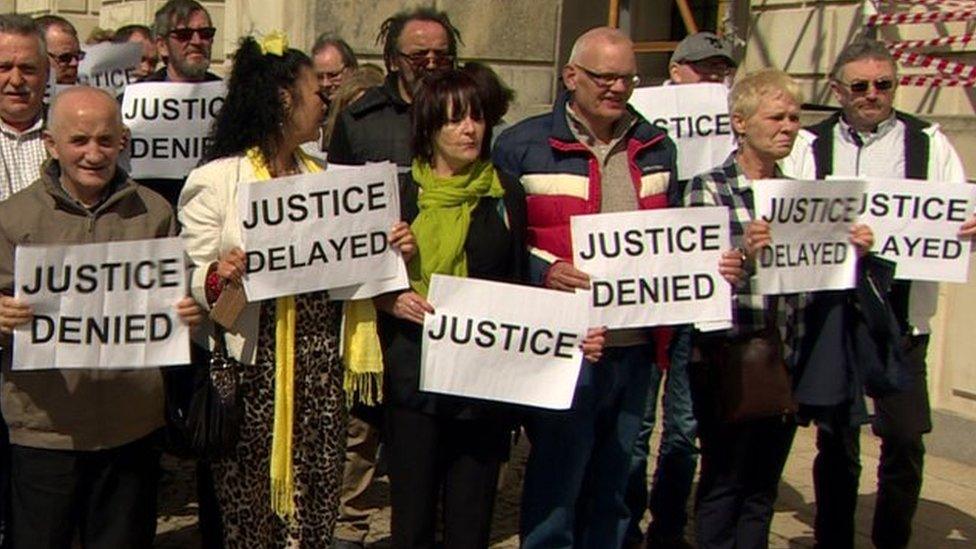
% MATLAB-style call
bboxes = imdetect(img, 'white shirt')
[832,114,906,178]
[0,116,46,202]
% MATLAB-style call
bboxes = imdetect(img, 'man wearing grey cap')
[668,31,736,85]
[623,30,737,549]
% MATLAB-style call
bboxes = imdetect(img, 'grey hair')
[311,35,358,70]
[568,26,631,65]
[830,38,897,81]
[152,0,210,39]
[34,14,77,37]
[0,14,46,55]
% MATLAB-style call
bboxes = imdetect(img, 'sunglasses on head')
[168,26,217,42]
[840,78,894,93]
[48,51,85,65]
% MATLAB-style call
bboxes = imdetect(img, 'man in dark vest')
[781,38,976,549]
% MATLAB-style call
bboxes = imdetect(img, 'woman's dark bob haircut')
[411,70,485,165]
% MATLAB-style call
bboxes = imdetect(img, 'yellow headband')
[259,31,289,57]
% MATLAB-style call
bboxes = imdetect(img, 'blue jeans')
[520,344,655,549]
[625,326,698,542]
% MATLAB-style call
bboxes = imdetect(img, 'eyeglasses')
[574,64,640,88]
[48,51,85,65]
[397,49,454,69]
[167,26,217,42]
[838,78,895,93]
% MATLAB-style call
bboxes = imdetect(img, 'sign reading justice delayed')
[571,207,732,329]
[420,274,589,410]
[753,179,866,294]
[13,238,190,370]
[238,163,401,301]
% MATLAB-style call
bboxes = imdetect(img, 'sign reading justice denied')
[122,81,226,180]
[571,207,732,329]
[13,238,190,370]
[237,162,401,301]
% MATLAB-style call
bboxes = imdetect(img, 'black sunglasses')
[397,49,454,68]
[168,26,217,42]
[48,51,85,65]
[840,78,895,93]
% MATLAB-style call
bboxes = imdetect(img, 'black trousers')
[384,404,508,549]
[691,362,797,549]
[813,335,930,549]
[9,433,161,549]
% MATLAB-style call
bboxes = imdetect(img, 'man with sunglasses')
[35,15,82,85]
[327,7,460,168]
[783,38,973,549]
[325,8,460,549]
[667,31,736,85]
[135,0,220,207]
[494,27,677,549]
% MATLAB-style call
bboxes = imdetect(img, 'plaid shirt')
[683,152,809,365]
[0,117,46,202]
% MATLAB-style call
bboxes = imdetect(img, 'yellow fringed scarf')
[245,147,320,521]
[341,300,384,407]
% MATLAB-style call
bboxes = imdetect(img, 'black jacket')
[327,73,412,168]
[377,168,528,418]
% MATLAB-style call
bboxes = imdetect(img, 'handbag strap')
[212,325,232,357]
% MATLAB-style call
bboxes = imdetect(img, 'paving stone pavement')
[154,424,976,548]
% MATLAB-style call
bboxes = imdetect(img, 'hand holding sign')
[849,223,875,257]
[376,290,434,326]
[581,326,607,363]
[546,261,591,292]
[216,247,246,285]
[0,295,31,335]
[959,216,976,239]
[718,249,746,286]
[389,221,417,262]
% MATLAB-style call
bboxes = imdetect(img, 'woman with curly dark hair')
[178,34,413,546]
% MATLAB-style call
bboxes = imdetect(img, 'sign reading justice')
[571,207,732,329]
[420,274,588,410]
[629,83,734,180]
[12,238,190,370]
[237,162,402,301]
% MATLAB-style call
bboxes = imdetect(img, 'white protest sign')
[850,178,976,282]
[629,83,734,180]
[238,162,401,301]
[420,274,589,410]
[571,207,732,329]
[122,81,226,179]
[754,179,866,293]
[78,42,142,96]
[12,238,190,370]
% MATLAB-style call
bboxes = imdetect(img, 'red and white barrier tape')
[891,48,976,80]
[868,9,976,26]
[899,74,976,87]
[875,0,976,8]
[887,33,976,50]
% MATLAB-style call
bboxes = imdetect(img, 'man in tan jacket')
[0,87,203,548]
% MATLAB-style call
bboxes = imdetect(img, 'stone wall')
[744,0,976,118]
[310,0,563,122]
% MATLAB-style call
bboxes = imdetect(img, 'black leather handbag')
[184,327,243,459]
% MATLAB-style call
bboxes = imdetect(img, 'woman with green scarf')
[178,36,414,547]
[374,71,604,548]
[370,71,527,548]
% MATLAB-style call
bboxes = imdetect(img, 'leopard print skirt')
[211,292,347,548]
